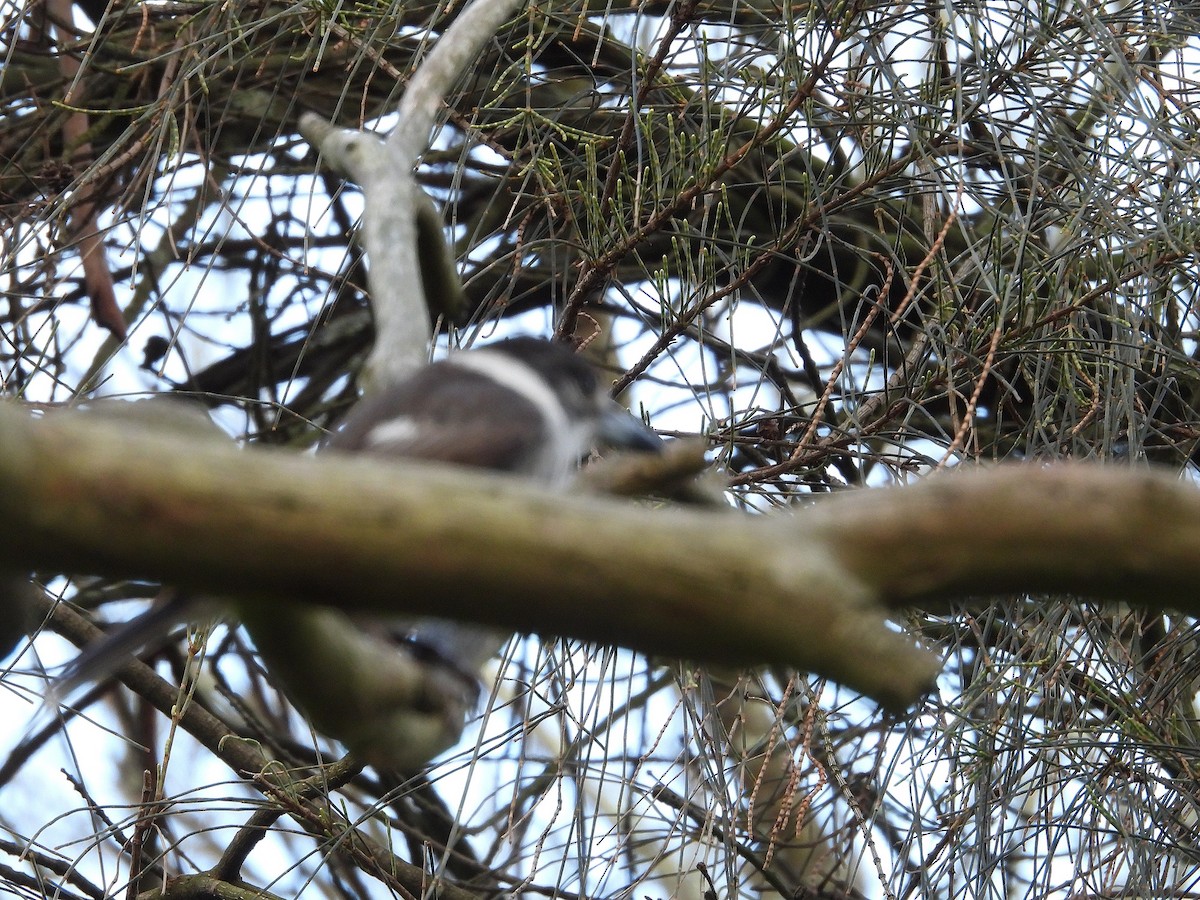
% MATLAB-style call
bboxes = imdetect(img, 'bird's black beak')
[598,403,663,453]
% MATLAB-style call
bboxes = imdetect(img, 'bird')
[49,337,662,770]
[327,336,660,478]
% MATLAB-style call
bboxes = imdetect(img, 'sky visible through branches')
[4,0,1200,897]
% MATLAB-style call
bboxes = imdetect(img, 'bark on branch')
[5,404,1196,709]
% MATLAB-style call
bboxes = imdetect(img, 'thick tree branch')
[0,403,932,709]
[12,409,1200,709]
[818,466,1200,607]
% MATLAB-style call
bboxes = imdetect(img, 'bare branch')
[0,402,934,709]
[296,0,524,388]
[12,406,1200,710]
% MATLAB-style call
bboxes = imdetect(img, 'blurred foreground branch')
[5,405,1200,709]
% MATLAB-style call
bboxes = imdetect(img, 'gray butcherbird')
[52,337,661,771]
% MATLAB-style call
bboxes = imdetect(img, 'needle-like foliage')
[5,0,1200,897]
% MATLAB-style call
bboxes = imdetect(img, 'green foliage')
[5,0,1200,897]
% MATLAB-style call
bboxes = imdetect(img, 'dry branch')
[6,405,1200,710]
[0,402,930,708]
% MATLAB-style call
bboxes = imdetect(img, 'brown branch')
[49,0,125,341]
[9,402,1200,703]
[0,402,935,708]
[10,404,1200,709]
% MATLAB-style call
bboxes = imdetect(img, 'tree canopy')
[4,0,1200,897]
